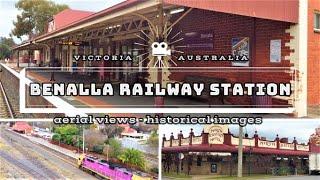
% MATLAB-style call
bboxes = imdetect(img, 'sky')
[0,0,125,43]
[160,119,320,143]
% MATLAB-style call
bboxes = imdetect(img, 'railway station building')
[11,0,320,117]
[161,125,320,176]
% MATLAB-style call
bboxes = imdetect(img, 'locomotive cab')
[77,153,86,168]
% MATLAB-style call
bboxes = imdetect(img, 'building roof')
[34,0,144,42]
[12,121,32,132]
[12,0,299,50]
[118,124,137,134]
[164,0,299,23]
[52,9,94,30]
[45,0,299,37]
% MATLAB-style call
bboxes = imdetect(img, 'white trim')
[295,0,308,117]
[18,107,295,114]
[18,68,87,117]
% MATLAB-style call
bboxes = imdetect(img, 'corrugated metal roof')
[53,9,94,30]
[34,0,143,41]
[12,121,32,132]
[13,0,298,49]
[164,0,299,23]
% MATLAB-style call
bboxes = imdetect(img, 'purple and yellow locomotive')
[77,154,153,180]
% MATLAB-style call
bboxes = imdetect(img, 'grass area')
[163,173,276,180]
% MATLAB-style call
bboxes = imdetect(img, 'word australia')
[177,55,249,61]
[29,82,291,97]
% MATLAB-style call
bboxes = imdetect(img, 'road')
[0,125,96,179]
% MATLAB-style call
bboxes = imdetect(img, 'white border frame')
[19,67,295,114]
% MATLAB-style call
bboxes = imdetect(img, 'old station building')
[162,125,320,176]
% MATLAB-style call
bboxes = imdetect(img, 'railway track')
[2,129,77,165]
[1,130,62,179]
[0,81,14,118]
[0,80,35,119]
[0,128,97,179]
[0,151,52,179]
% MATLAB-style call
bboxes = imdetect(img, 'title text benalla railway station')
[11,0,320,117]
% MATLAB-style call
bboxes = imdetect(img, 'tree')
[54,124,79,135]
[52,134,61,142]
[133,123,157,133]
[0,44,11,59]
[104,138,122,158]
[84,129,106,151]
[0,37,15,47]
[73,135,84,148]
[11,0,68,39]
[118,148,146,169]
[147,131,158,147]
[53,124,79,144]
[100,125,124,138]
[0,37,16,59]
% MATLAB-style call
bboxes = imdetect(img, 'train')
[77,154,154,180]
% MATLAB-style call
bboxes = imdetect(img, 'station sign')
[184,30,214,51]
[58,41,89,46]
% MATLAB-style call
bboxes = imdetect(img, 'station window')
[211,163,217,173]
[315,12,320,32]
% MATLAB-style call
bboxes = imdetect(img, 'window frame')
[314,11,320,33]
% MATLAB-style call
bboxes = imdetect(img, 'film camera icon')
[151,42,171,60]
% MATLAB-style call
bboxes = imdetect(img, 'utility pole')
[82,125,85,153]
[237,126,243,177]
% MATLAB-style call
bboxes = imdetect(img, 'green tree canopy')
[105,138,122,158]
[53,125,79,145]
[54,124,79,136]
[0,37,16,47]
[118,148,146,169]
[0,44,11,59]
[147,131,158,147]
[11,0,69,39]
[0,37,16,59]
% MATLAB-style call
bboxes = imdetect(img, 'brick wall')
[308,0,320,106]
[169,9,294,105]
